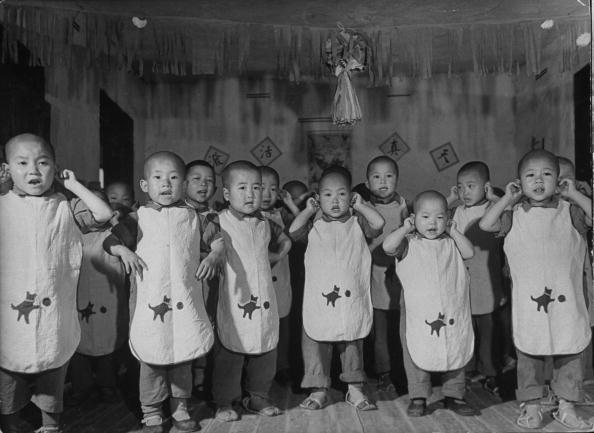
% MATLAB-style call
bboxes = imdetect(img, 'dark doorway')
[100,89,134,188]
[0,43,50,154]
[573,63,591,184]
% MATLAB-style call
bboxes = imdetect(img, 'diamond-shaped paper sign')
[204,146,230,175]
[251,137,282,166]
[429,142,459,172]
[379,131,410,161]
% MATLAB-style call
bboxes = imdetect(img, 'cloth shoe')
[407,398,427,417]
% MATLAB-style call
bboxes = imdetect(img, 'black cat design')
[322,285,342,307]
[149,296,172,322]
[78,301,96,323]
[11,291,40,324]
[531,287,555,313]
[238,295,261,319]
[425,312,447,337]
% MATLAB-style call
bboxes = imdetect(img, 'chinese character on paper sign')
[379,130,410,161]
[251,137,281,166]
[531,136,545,150]
[429,142,459,172]
[204,146,230,175]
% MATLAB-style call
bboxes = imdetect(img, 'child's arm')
[279,189,301,217]
[448,220,474,259]
[383,216,415,255]
[289,197,318,234]
[61,170,112,223]
[196,237,224,280]
[559,178,593,222]
[269,231,292,266]
[109,244,148,279]
[351,192,385,231]
[485,182,500,203]
[479,180,522,232]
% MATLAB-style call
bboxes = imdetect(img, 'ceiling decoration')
[0,1,589,84]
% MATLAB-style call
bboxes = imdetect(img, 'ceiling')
[6,0,590,29]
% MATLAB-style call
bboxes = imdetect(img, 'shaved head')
[413,190,447,213]
[5,133,55,162]
[143,151,185,179]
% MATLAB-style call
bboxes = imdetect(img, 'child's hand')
[0,165,11,194]
[279,189,295,206]
[446,219,458,235]
[558,178,577,198]
[402,216,415,233]
[59,169,81,191]
[196,256,219,280]
[447,185,459,203]
[485,182,498,202]
[305,196,319,212]
[576,180,593,197]
[350,192,364,209]
[117,248,148,280]
[504,180,522,203]
[295,191,312,207]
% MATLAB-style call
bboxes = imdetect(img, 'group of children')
[0,132,592,433]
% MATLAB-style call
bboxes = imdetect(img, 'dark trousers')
[372,308,400,375]
[516,349,583,402]
[277,316,291,372]
[301,330,366,389]
[469,313,497,377]
[69,352,116,393]
[211,338,277,406]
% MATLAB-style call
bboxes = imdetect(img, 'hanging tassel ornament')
[326,24,369,127]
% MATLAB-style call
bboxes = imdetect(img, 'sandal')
[377,373,397,393]
[215,407,239,422]
[516,402,543,429]
[553,400,594,431]
[300,391,329,410]
[345,390,377,411]
[242,396,282,417]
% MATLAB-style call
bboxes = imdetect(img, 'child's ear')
[222,187,230,202]
[2,162,9,174]
[139,179,148,193]
[314,192,320,202]
[365,180,370,189]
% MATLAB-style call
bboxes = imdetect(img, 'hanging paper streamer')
[326,24,369,126]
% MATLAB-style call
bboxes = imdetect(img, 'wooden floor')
[17,375,594,433]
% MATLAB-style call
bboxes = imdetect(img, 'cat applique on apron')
[217,209,279,354]
[452,202,503,315]
[504,200,590,355]
[368,198,408,310]
[303,215,372,342]
[0,191,82,373]
[262,208,292,318]
[77,229,128,356]
[129,206,214,365]
[396,234,474,371]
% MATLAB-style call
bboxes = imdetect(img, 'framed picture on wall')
[429,142,459,172]
[204,146,230,175]
[307,131,351,191]
[379,130,410,161]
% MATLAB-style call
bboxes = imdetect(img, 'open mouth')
[160,191,172,196]
[534,186,545,194]
[28,179,41,185]
[427,228,437,234]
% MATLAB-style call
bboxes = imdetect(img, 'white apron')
[368,198,408,310]
[262,209,292,318]
[129,206,214,365]
[452,202,503,315]
[217,209,279,354]
[504,201,590,355]
[0,191,82,373]
[396,235,474,371]
[303,215,373,341]
[77,230,128,356]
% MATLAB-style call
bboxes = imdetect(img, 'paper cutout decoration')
[430,142,459,172]
[251,137,282,166]
[204,146,230,175]
[379,130,410,161]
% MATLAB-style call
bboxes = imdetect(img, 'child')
[451,161,502,393]
[106,181,135,211]
[106,151,222,433]
[0,134,113,433]
[480,149,592,430]
[184,160,219,397]
[212,161,291,421]
[69,189,129,405]
[365,156,408,393]
[282,180,310,212]
[383,190,478,417]
[260,166,293,382]
[290,165,384,411]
